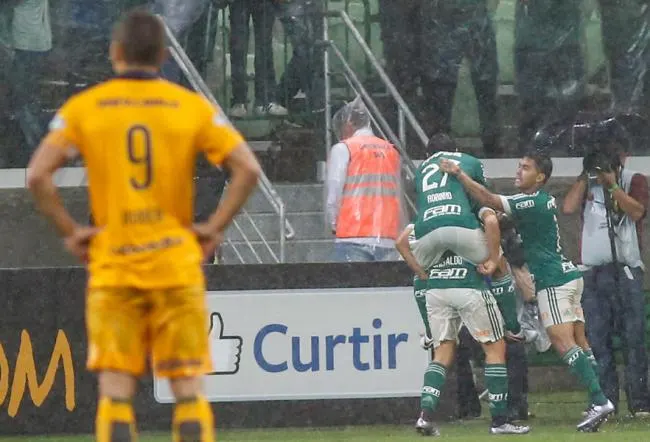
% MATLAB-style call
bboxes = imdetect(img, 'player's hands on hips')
[477,259,497,276]
[439,159,461,176]
[64,225,100,264]
[192,223,224,263]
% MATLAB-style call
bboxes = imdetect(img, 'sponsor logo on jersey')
[429,268,468,280]
[491,284,514,295]
[422,204,462,221]
[515,200,535,210]
[488,392,508,402]
[426,192,453,204]
[562,261,577,273]
[547,198,557,210]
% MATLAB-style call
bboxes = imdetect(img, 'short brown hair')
[113,8,165,66]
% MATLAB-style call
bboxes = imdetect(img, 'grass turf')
[2,392,649,441]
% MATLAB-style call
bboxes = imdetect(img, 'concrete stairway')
[221,183,333,264]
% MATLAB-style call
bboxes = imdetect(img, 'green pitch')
[2,392,649,442]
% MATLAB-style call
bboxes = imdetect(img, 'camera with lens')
[576,118,624,175]
[532,113,642,174]
[575,118,627,175]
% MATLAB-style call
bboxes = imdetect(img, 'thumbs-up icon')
[208,312,243,375]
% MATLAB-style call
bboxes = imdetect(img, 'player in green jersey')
[440,152,615,432]
[412,134,501,274]
[396,225,530,436]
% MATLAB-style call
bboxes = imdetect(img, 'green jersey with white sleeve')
[499,190,581,292]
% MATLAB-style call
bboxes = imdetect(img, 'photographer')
[562,138,650,416]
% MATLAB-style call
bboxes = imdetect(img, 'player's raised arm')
[440,158,504,212]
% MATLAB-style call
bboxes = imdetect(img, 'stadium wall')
[0,263,448,436]
[1,263,646,435]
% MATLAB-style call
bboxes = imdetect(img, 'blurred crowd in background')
[3,0,650,167]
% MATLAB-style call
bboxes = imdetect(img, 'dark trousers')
[154,0,209,84]
[10,50,49,166]
[598,0,650,115]
[505,339,529,416]
[514,5,584,152]
[420,2,500,156]
[378,0,423,111]
[275,0,325,111]
[229,0,277,106]
[582,264,650,412]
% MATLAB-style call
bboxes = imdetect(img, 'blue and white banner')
[154,287,429,402]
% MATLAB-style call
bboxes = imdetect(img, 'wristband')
[608,184,620,193]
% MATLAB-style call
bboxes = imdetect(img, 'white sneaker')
[415,414,440,436]
[577,400,615,432]
[229,103,247,118]
[255,102,288,116]
[489,422,531,435]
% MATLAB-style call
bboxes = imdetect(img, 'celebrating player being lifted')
[413,134,529,343]
[440,152,615,432]
[397,224,530,436]
[412,134,501,275]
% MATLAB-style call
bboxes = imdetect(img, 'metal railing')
[161,16,294,264]
[323,10,429,213]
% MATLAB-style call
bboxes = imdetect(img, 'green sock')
[563,346,607,406]
[414,279,432,338]
[421,362,446,412]
[490,275,521,334]
[485,364,509,419]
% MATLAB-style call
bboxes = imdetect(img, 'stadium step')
[221,239,334,264]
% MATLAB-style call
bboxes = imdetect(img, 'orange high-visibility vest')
[336,135,401,240]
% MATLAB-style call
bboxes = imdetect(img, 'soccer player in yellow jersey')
[26,9,261,442]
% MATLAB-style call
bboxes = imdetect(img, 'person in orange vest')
[326,97,405,261]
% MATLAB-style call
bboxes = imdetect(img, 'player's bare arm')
[478,208,500,275]
[195,142,261,257]
[27,133,98,262]
[439,158,504,212]
[561,173,587,215]
[395,226,429,281]
[599,170,646,221]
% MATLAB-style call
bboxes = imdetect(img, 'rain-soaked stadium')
[1,0,650,440]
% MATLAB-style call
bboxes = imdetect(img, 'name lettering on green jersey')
[423,204,462,221]
[433,255,464,267]
[426,192,453,204]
